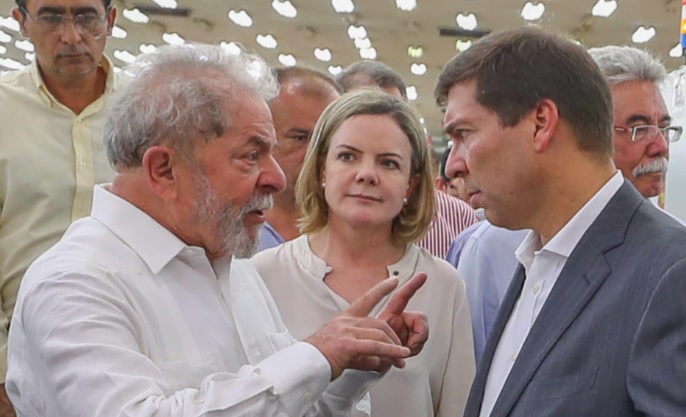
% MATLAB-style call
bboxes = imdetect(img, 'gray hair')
[105,43,279,168]
[336,60,407,99]
[588,45,667,87]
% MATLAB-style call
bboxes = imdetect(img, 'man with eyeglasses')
[0,1,117,413]
[590,45,683,199]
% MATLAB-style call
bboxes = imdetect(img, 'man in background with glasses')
[0,1,117,413]
[590,45,683,200]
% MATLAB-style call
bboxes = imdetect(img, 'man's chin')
[634,175,665,199]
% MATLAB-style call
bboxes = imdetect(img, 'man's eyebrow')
[443,118,466,136]
[35,6,66,14]
[624,114,652,125]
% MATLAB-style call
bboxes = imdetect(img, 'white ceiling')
[1,0,683,139]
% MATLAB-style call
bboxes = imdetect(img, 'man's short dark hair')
[435,27,614,159]
[336,60,408,99]
[16,0,113,12]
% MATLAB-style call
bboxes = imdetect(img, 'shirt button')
[510,352,517,361]
[392,271,399,276]
[532,284,541,294]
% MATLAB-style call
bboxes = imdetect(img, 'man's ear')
[531,98,559,153]
[11,8,29,38]
[105,6,117,36]
[142,145,180,200]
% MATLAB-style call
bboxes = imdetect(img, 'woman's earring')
[322,182,326,188]
[403,197,408,206]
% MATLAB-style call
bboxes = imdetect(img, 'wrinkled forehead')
[25,0,107,13]
[611,80,671,125]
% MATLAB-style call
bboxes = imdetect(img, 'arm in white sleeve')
[7,271,375,417]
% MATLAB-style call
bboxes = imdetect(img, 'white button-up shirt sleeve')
[6,186,376,417]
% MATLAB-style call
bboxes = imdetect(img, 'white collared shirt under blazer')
[252,235,476,417]
[6,185,376,417]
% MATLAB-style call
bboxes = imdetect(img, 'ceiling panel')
[1,0,683,139]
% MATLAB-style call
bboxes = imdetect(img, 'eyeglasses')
[614,124,683,144]
[20,7,109,38]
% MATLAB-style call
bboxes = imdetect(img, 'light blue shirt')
[446,221,528,364]
[257,222,284,253]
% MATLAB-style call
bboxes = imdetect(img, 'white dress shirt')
[252,235,476,417]
[479,171,624,417]
[6,185,375,417]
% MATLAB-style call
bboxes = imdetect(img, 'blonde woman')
[252,90,474,417]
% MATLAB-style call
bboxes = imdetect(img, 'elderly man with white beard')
[5,44,430,417]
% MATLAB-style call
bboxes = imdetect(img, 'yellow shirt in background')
[0,57,117,380]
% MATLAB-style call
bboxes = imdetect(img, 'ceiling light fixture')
[353,37,372,49]
[314,48,332,62]
[406,85,418,101]
[0,45,5,54]
[162,32,185,45]
[521,2,545,21]
[139,44,157,54]
[278,53,296,66]
[272,0,297,18]
[331,0,355,13]
[591,0,617,17]
[0,57,24,70]
[24,52,34,61]
[328,65,343,75]
[219,41,243,55]
[347,25,368,40]
[14,39,33,52]
[0,16,19,32]
[122,8,150,23]
[456,13,478,31]
[0,30,11,43]
[455,39,472,52]
[220,41,243,55]
[152,0,177,8]
[396,0,417,11]
[410,63,427,75]
[228,9,253,27]
[631,26,656,43]
[112,26,127,39]
[359,47,377,59]
[408,45,423,58]
[113,49,136,64]
[670,43,684,58]
[256,34,278,49]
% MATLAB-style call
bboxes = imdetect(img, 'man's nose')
[59,18,84,44]
[445,142,469,179]
[259,155,287,194]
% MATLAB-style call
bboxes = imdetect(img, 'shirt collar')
[90,184,188,274]
[516,170,624,268]
[30,54,117,107]
[293,235,419,284]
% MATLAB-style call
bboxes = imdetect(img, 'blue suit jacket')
[464,181,686,417]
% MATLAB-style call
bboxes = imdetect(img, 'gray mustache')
[633,158,668,177]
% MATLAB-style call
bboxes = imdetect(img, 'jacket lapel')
[478,182,645,417]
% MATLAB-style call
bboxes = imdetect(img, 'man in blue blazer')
[436,27,686,416]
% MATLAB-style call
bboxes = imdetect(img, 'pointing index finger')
[346,277,400,317]
[379,273,427,318]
